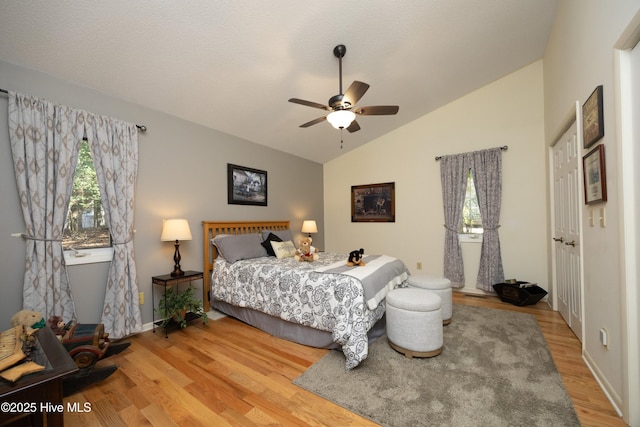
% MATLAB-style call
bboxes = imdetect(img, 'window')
[62,140,112,264]
[460,170,483,234]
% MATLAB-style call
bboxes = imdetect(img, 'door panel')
[566,144,582,336]
[552,120,582,341]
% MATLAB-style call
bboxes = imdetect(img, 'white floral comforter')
[211,252,409,369]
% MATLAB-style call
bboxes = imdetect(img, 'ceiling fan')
[288,44,399,133]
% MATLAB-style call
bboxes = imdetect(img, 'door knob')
[553,237,564,243]
[564,240,576,247]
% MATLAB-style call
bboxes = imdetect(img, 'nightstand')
[152,270,204,337]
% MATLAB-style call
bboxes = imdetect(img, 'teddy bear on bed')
[295,237,319,262]
[346,248,366,267]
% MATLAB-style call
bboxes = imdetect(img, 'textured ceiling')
[0,1,557,164]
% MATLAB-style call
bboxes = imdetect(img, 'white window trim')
[64,247,113,266]
[458,233,483,243]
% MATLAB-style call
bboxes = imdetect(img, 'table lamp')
[301,220,318,237]
[161,218,192,276]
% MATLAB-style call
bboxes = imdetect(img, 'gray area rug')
[294,304,580,427]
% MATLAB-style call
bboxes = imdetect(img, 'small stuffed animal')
[47,315,71,341]
[347,248,366,267]
[11,309,45,336]
[295,237,319,262]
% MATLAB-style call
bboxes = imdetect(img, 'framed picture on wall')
[227,164,267,206]
[582,85,604,149]
[351,182,395,222]
[582,145,607,204]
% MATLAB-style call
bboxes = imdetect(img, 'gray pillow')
[261,229,294,244]
[212,233,267,263]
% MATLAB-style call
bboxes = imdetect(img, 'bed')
[202,220,409,369]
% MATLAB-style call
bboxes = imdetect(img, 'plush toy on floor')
[295,237,319,262]
[347,248,366,267]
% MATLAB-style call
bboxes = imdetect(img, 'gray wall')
[0,59,324,328]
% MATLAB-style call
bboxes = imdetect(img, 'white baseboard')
[137,309,227,335]
[583,349,623,417]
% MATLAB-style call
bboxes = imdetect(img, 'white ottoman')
[407,274,453,325]
[386,288,443,358]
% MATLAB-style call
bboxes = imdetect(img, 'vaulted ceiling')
[0,1,558,164]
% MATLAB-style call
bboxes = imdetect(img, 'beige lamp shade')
[161,219,192,241]
[301,220,318,234]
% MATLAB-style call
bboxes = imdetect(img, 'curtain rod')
[0,88,147,132]
[435,145,508,161]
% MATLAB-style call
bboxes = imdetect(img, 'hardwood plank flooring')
[63,293,627,426]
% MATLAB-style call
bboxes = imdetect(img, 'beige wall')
[324,61,547,293]
[543,0,640,421]
[0,59,325,328]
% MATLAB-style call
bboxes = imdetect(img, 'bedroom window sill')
[64,247,113,266]
[459,233,483,243]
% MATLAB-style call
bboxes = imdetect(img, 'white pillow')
[270,240,297,259]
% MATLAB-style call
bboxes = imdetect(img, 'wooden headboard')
[201,220,290,311]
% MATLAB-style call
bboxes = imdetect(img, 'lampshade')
[301,220,318,234]
[161,219,192,241]
[326,110,356,129]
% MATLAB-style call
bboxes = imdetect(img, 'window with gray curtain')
[440,147,504,290]
[9,91,142,338]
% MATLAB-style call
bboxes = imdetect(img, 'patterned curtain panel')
[86,114,142,338]
[8,92,83,320]
[439,153,471,288]
[471,148,505,290]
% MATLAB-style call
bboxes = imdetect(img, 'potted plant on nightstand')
[156,286,209,329]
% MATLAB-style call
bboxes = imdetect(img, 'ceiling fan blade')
[354,105,399,115]
[289,98,331,110]
[300,116,327,128]
[343,81,370,106]
[346,120,361,133]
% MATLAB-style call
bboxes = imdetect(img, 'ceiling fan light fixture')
[327,110,355,129]
[289,44,398,133]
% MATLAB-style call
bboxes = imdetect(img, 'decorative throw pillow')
[261,229,294,244]
[270,240,297,259]
[261,232,282,256]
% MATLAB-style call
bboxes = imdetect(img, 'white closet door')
[552,120,583,341]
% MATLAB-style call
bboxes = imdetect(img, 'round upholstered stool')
[386,288,443,358]
[407,274,453,325]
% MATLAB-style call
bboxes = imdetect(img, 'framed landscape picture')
[582,85,604,149]
[227,164,267,206]
[351,182,395,222]
[582,145,607,204]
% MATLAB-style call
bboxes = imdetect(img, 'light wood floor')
[63,293,627,426]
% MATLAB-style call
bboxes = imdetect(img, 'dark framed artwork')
[351,182,395,222]
[582,85,604,149]
[583,145,607,204]
[227,163,267,206]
